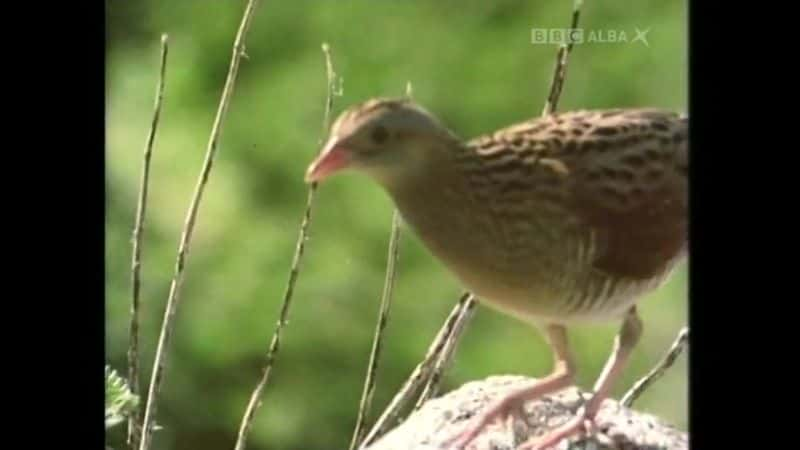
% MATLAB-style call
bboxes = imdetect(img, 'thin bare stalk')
[233,188,313,450]
[348,211,402,450]
[404,81,413,100]
[320,43,340,136]
[348,81,413,450]
[137,1,261,449]
[128,33,169,450]
[541,0,583,115]
[621,327,689,407]
[349,82,417,449]
[413,296,477,410]
[233,42,339,450]
[360,293,476,448]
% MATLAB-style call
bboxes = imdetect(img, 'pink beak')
[305,138,352,183]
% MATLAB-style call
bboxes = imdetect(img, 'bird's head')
[305,98,458,186]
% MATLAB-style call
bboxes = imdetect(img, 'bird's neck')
[380,145,496,279]
[382,140,470,222]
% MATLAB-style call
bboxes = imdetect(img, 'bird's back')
[396,108,688,324]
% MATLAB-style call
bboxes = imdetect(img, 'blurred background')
[105,1,687,449]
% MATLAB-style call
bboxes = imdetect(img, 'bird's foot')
[439,393,526,450]
[516,408,598,450]
[442,391,607,450]
[440,368,575,450]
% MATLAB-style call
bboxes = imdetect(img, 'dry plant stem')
[414,296,477,409]
[137,1,261,449]
[621,327,689,407]
[234,188,315,450]
[233,43,338,450]
[349,211,402,450]
[541,0,583,115]
[321,43,337,135]
[128,33,169,450]
[350,81,414,450]
[360,293,477,448]
[350,81,413,449]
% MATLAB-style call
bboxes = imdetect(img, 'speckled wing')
[459,109,688,281]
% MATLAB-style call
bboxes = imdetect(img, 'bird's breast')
[391,181,576,317]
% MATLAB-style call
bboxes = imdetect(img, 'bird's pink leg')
[443,324,576,450]
[518,308,643,450]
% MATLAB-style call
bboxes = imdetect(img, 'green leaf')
[105,365,139,429]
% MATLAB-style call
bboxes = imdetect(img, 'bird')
[304,97,688,450]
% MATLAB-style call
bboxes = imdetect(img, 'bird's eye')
[370,125,389,144]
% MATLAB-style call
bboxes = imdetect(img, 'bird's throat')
[384,161,513,292]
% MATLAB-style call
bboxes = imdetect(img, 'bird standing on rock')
[305,98,688,450]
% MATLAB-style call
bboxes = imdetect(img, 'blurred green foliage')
[106,1,687,449]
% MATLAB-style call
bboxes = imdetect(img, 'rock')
[364,375,687,450]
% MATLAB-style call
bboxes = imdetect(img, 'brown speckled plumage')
[314,100,687,324]
[449,108,688,323]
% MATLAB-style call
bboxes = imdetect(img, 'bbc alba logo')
[531,28,584,46]
[531,27,650,47]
